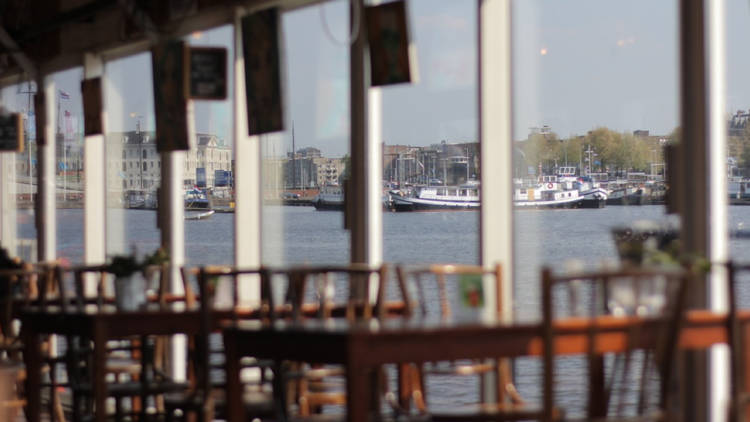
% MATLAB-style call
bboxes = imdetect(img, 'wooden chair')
[726,261,750,422]
[395,263,531,421]
[541,266,691,422]
[164,265,275,422]
[267,263,394,418]
[0,263,65,422]
[57,263,187,421]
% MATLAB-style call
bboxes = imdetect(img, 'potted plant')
[108,248,169,311]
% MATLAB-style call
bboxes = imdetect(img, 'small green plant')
[108,247,170,278]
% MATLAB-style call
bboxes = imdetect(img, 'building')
[184,134,232,188]
[106,130,231,196]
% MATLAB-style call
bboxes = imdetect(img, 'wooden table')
[20,306,204,422]
[222,310,742,422]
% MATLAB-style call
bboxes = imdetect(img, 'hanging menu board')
[365,0,414,86]
[152,40,189,151]
[34,93,46,145]
[81,77,103,136]
[242,8,284,135]
[0,113,23,152]
[188,47,227,100]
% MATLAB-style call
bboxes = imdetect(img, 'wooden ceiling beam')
[0,25,38,81]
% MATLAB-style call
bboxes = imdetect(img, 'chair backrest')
[265,263,390,322]
[727,261,750,422]
[395,263,502,320]
[194,266,267,395]
[541,266,690,421]
[0,263,58,351]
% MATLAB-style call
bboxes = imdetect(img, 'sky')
[3,0,750,158]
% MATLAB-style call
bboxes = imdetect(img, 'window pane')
[382,0,478,268]
[185,25,235,266]
[105,53,160,257]
[0,82,37,261]
[52,68,85,263]
[512,1,677,416]
[727,0,750,261]
[262,1,351,266]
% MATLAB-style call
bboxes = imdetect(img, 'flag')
[59,90,70,100]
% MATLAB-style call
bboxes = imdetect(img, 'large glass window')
[52,68,85,264]
[727,0,750,262]
[262,1,351,267]
[185,25,235,266]
[511,1,678,416]
[104,53,160,258]
[0,82,37,261]
[382,0,478,269]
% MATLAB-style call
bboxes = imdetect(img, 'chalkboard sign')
[242,8,284,135]
[81,77,103,135]
[366,1,414,86]
[0,113,23,152]
[188,47,227,100]
[152,40,189,152]
[34,93,46,145]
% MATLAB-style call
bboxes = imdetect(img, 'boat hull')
[391,195,479,212]
[606,189,645,206]
[314,200,345,211]
[514,196,585,209]
[580,198,606,208]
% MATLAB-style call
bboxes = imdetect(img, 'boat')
[513,188,585,209]
[606,186,645,206]
[390,183,479,211]
[185,209,215,220]
[314,184,345,211]
[185,188,211,209]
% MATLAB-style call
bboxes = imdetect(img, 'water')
[20,205,750,415]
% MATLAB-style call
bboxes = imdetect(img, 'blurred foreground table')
[223,310,745,422]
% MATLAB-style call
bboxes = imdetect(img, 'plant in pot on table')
[108,248,169,311]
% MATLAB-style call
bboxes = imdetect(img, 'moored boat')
[606,186,645,206]
[514,188,584,209]
[391,183,479,211]
[314,184,345,211]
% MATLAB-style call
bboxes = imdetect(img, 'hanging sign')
[242,8,284,135]
[34,92,46,145]
[0,113,23,152]
[188,47,227,100]
[81,77,103,136]
[365,0,415,86]
[152,40,190,152]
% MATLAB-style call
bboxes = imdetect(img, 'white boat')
[314,184,344,211]
[185,188,211,209]
[391,183,479,211]
[514,188,584,209]
[185,209,215,220]
[579,187,608,208]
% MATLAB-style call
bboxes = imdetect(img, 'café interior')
[0,0,744,421]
